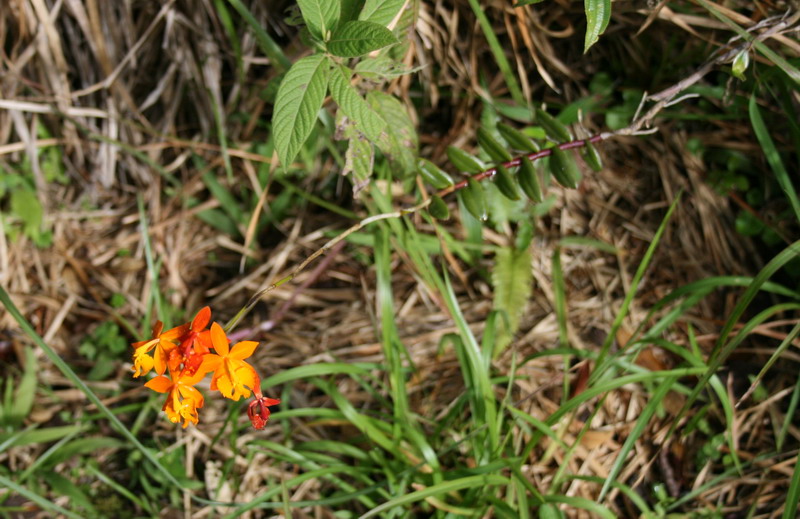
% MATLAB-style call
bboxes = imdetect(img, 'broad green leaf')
[273,54,330,169]
[329,65,386,142]
[10,187,43,238]
[10,347,37,426]
[367,91,418,176]
[584,0,611,53]
[493,246,532,355]
[359,0,405,26]
[297,0,340,39]
[327,20,398,58]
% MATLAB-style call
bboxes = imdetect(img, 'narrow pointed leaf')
[418,158,454,189]
[327,21,398,58]
[518,157,543,202]
[535,108,572,142]
[447,146,486,174]
[497,122,539,153]
[273,54,330,168]
[477,127,512,162]
[493,164,520,201]
[329,65,386,142]
[584,0,611,53]
[581,141,603,172]
[549,147,581,189]
[460,177,488,221]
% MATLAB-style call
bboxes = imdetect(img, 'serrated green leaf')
[447,146,486,173]
[273,54,330,169]
[327,21,398,58]
[359,0,405,26]
[584,0,611,52]
[492,246,533,355]
[329,66,386,142]
[477,127,512,163]
[367,91,418,176]
[298,0,340,39]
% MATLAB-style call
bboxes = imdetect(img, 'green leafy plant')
[272,0,418,191]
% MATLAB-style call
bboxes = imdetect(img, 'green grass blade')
[543,494,615,519]
[594,193,682,371]
[749,94,800,222]
[465,0,524,105]
[226,0,291,71]
[0,285,186,491]
[599,374,679,500]
[784,453,800,519]
[0,474,83,519]
[358,474,510,519]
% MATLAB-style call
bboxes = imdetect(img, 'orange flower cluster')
[131,306,280,429]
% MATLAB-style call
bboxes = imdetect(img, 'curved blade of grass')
[570,475,653,516]
[443,271,500,456]
[599,374,679,500]
[740,320,800,406]
[594,193,681,372]
[668,262,800,444]
[543,494,615,519]
[779,372,800,451]
[749,94,800,222]
[0,474,83,519]
[465,0,524,104]
[313,378,397,454]
[0,286,184,490]
[262,362,375,388]
[226,0,291,71]
[358,474,510,519]
[784,455,800,519]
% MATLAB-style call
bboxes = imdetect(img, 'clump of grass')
[1,1,799,518]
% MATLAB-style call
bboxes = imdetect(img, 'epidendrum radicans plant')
[135,0,798,431]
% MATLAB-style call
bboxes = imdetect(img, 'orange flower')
[169,306,213,374]
[144,368,207,428]
[132,321,190,377]
[200,322,260,401]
